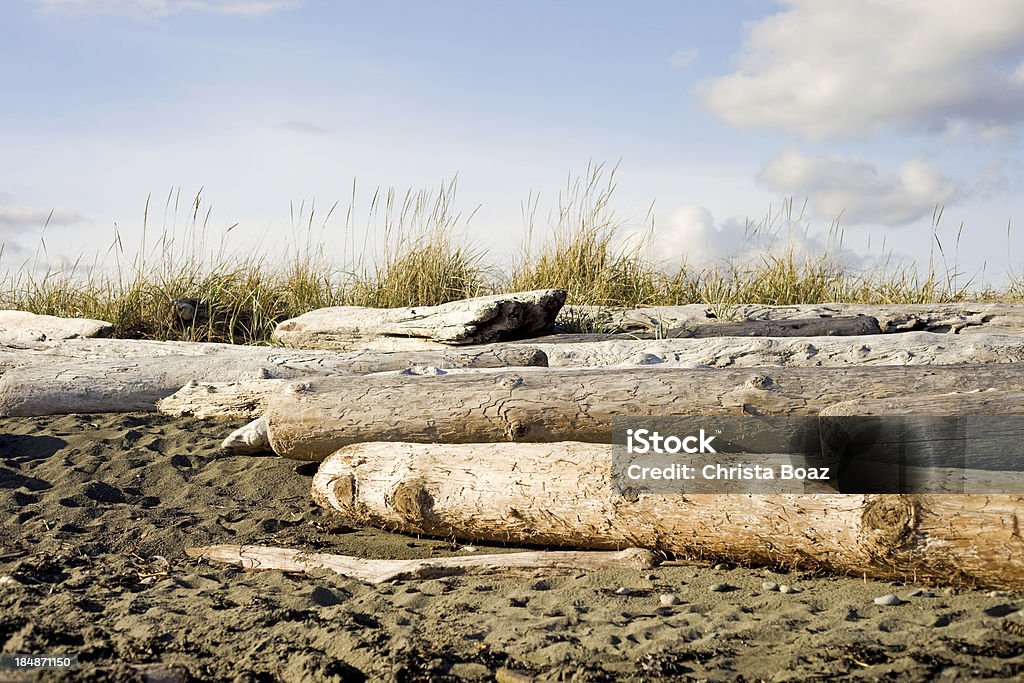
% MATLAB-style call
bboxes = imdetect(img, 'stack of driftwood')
[3,293,1024,588]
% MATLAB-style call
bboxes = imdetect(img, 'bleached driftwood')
[565,303,1024,336]
[160,380,287,419]
[264,364,1024,460]
[668,315,881,337]
[221,416,270,454]
[272,289,566,350]
[532,331,1024,368]
[0,310,114,343]
[312,441,1024,590]
[185,544,657,584]
[0,344,547,416]
[0,338,547,377]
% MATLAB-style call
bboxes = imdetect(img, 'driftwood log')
[272,289,566,350]
[667,315,881,338]
[0,310,113,343]
[0,344,547,416]
[820,389,1024,416]
[531,331,1024,368]
[313,441,1024,590]
[264,364,1024,460]
[185,544,657,584]
[567,303,1024,336]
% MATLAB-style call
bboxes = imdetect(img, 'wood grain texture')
[267,364,1024,460]
[313,441,1024,589]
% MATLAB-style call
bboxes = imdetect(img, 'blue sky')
[3,0,1024,285]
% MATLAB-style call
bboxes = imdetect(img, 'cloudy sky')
[3,0,1024,284]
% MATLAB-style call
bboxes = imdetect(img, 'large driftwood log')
[265,364,1024,460]
[166,332,1024,422]
[312,441,1024,590]
[185,544,657,584]
[0,338,547,377]
[272,289,567,350]
[0,344,547,416]
[532,331,1024,368]
[668,315,881,338]
[566,303,1024,336]
[0,310,114,343]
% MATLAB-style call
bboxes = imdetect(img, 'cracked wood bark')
[530,331,1024,368]
[185,544,657,584]
[312,441,1024,590]
[565,303,1024,335]
[666,315,882,338]
[272,289,566,350]
[265,364,1024,460]
[0,345,547,416]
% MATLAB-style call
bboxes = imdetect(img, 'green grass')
[1,167,1019,344]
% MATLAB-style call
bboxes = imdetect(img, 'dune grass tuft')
[1,168,1020,344]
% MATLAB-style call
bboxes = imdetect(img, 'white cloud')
[670,48,699,69]
[756,151,957,226]
[621,204,853,270]
[36,0,302,18]
[700,0,1024,140]
[0,195,84,234]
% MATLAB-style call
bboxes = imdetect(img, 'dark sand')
[1,413,1023,682]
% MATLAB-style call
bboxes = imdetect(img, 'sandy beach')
[0,413,1021,681]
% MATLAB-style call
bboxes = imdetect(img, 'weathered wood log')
[265,364,1024,460]
[0,344,547,416]
[312,441,1024,589]
[532,331,1024,368]
[0,338,547,377]
[0,310,114,343]
[564,303,1024,336]
[272,289,566,350]
[668,315,881,338]
[185,544,657,584]
[159,379,287,419]
[820,389,1024,416]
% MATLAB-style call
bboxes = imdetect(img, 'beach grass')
[0,167,1018,344]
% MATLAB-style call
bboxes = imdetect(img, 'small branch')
[185,544,659,584]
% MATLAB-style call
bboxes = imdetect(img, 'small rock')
[987,590,1011,598]
[779,585,803,594]
[906,588,935,598]
[530,580,550,591]
[843,609,861,622]
[614,586,633,596]
[659,594,682,606]
[932,614,951,628]
[460,546,478,553]
[0,576,15,587]
[713,563,729,571]
[761,581,780,592]
[448,662,490,680]
[645,573,658,581]
[710,582,732,593]
[874,594,904,606]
